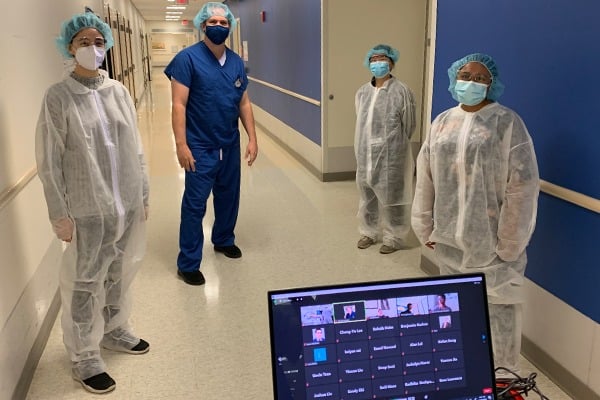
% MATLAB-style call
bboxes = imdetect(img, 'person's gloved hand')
[52,217,74,242]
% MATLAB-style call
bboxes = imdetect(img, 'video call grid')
[298,294,468,398]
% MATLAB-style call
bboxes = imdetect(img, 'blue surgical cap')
[447,53,505,102]
[55,12,114,59]
[193,2,237,31]
[363,44,400,68]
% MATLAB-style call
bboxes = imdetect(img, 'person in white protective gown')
[411,53,539,373]
[35,12,150,394]
[354,44,416,254]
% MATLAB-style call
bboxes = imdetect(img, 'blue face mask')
[454,80,488,106]
[369,61,390,79]
[205,25,230,45]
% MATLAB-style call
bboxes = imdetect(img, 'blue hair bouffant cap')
[193,2,237,31]
[363,44,400,68]
[55,12,114,59]
[447,53,505,102]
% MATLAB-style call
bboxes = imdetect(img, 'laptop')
[267,273,496,400]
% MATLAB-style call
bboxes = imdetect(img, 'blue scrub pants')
[177,145,241,272]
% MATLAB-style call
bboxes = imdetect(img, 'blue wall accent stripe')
[232,0,322,145]
[527,194,600,323]
[434,0,600,322]
[249,81,321,145]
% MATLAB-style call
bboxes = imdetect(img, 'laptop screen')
[267,273,496,400]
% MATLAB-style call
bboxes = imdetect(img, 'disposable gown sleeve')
[411,129,435,244]
[495,118,539,261]
[35,89,70,223]
[354,88,364,157]
[123,87,150,209]
[141,154,149,208]
[402,88,416,140]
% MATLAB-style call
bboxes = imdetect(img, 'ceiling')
[129,0,212,22]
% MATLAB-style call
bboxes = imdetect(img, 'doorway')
[322,0,429,178]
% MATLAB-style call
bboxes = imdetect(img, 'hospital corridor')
[2,1,600,399]
[21,69,573,399]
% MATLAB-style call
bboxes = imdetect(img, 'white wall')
[0,2,101,397]
[0,1,146,398]
[522,281,600,398]
[146,21,196,67]
[150,32,194,67]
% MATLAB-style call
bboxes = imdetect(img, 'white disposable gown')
[35,71,149,379]
[354,77,416,247]
[412,102,539,371]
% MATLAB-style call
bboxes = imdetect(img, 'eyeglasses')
[73,36,106,48]
[369,54,389,63]
[457,72,492,84]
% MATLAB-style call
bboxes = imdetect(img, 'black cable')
[495,367,551,399]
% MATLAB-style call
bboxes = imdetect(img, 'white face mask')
[74,46,106,71]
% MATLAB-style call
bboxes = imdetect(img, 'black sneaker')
[129,338,150,354]
[74,372,116,394]
[177,269,206,285]
[214,244,242,258]
[102,328,150,354]
[103,337,150,354]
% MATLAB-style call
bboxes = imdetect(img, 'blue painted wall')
[434,0,600,322]
[229,0,322,145]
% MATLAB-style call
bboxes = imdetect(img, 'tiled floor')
[25,69,572,399]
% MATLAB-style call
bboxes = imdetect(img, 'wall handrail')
[248,76,321,107]
[0,167,38,213]
[540,179,600,214]
[5,173,595,216]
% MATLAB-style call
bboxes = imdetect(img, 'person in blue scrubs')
[164,2,258,286]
